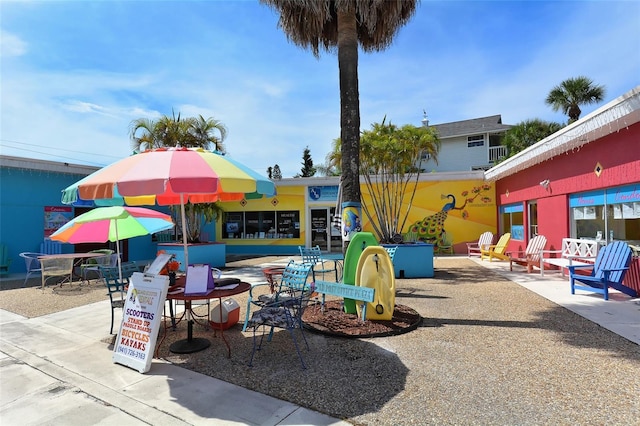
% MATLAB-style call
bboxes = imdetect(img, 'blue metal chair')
[298,245,338,281]
[246,261,313,369]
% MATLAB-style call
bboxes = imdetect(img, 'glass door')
[310,208,329,251]
[310,207,342,252]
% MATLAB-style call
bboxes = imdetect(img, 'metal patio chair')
[19,252,45,287]
[299,245,338,281]
[246,260,313,369]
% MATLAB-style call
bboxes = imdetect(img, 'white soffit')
[485,86,640,181]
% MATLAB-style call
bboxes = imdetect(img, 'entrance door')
[310,207,342,252]
[310,208,329,251]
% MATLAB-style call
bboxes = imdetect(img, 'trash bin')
[209,298,240,330]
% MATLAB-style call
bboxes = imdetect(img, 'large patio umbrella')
[50,206,175,282]
[60,147,276,270]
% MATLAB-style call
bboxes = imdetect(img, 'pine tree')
[298,146,316,177]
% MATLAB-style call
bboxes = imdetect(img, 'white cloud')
[0,30,27,57]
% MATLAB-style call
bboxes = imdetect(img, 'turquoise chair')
[298,245,338,281]
[246,261,314,369]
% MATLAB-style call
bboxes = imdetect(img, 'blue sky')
[1,0,639,178]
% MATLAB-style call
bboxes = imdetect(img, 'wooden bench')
[540,238,599,277]
[313,280,374,321]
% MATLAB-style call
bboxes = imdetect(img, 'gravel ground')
[1,257,639,425]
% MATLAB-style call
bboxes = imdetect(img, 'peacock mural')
[407,184,492,252]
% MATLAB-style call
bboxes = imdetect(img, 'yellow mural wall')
[360,179,496,251]
[217,184,309,247]
[217,178,496,253]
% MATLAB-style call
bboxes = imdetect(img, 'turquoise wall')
[0,166,162,274]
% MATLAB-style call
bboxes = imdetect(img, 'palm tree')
[260,0,418,247]
[128,112,227,242]
[129,112,227,153]
[354,118,440,242]
[316,137,342,177]
[189,115,228,151]
[545,76,606,123]
[500,119,563,160]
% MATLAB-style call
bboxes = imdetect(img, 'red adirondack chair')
[509,235,547,273]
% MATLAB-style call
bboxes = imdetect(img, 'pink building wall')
[494,122,640,293]
[495,122,640,251]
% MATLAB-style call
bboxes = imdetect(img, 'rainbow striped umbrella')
[50,206,174,282]
[61,147,276,206]
[61,147,276,268]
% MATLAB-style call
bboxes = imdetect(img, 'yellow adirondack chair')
[481,233,511,261]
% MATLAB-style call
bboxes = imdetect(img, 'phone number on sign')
[116,345,146,360]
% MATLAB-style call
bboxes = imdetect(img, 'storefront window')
[223,211,300,239]
[570,184,640,245]
[500,203,524,240]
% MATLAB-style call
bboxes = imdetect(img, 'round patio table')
[166,280,250,356]
[261,266,286,293]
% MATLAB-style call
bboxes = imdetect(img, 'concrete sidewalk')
[1,258,638,425]
[0,263,349,425]
[472,257,640,345]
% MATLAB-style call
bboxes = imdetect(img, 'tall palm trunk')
[337,9,361,251]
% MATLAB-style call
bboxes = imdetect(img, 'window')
[570,185,640,245]
[528,201,538,237]
[223,210,300,239]
[500,203,524,240]
[467,135,485,148]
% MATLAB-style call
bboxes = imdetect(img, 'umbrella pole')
[115,223,124,303]
[180,194,189,273]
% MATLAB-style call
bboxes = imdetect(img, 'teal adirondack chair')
[0,244,11,275]
[568,241,634,300]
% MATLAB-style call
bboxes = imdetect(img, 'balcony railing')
[489,146,508,163]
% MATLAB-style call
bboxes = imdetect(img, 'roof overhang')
[0,155,100,175]
[484,86,640,181]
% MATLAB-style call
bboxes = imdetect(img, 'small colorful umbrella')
[50,206,175,281]
[60,147,276,269]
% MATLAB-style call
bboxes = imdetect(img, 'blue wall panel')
[0,166,161,274]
